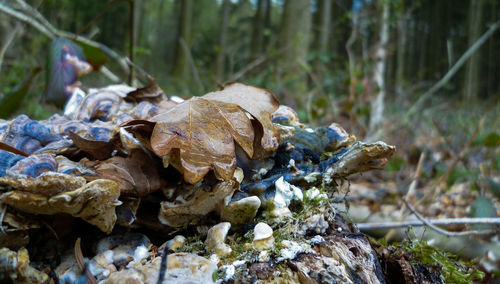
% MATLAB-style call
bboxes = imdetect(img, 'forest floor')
[340,100,500,282]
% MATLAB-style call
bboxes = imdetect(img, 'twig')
[77,0,121,35]
[100,66,121,83]
[0,2,129,74]
[128,0,135,85]
[400,199,498,237]
[179,37,204,92]
[230,55,267,81]
[416,105,493,206]
[438,105,492,184]
[15,0,58,35]
[125,57,153,81]
[0,202,6,234]
[385,152,425,241]
[74,238,97,284]
[406,20,500,119]
[157,245,173,284]
[358,217,500,232]
[0,3,54,38]
[406,152,425,199]
[0,24,20,73]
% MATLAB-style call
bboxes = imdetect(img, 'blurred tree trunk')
[464,0,484,101]
[316,0,332,54]
[263,0,271,53]
[369,0,390,136]
[173,0,193,79]
[417,4,429,80]
[133,0,143,50]
[487,0,497,97]
[280,0,311,105]
[396,11,407,93]
[216,0,230,82]
[251,0,264,58]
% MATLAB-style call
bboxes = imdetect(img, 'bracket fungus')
[0,81,397,283]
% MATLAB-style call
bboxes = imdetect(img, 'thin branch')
[77,0,121,35]
[231,55,267,81]
[406,20,500,118]
[179,37,204,92]
[415,105,493,207]
[439,105,492,184]
[128,0,135,85]
[401,199,497,237]
[0,24,20,73]
[385,152,425,241]
[358,217,500,232]
[0,3,55,38]
[15,0,58,35]
[345,12,359,103]
[0,2,129,74]
[0,202,7,234]
[157,246,173,284]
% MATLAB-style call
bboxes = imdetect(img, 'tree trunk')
[280,0,311,105]
[262,0,271,53]
[250,0,264,58]
[216,0,230,82]
[368,1,390,136]
[487,0,497,97]
[464,0,484,101]
[396,12,407,93]
[316,0,332,54]
[173,0,193,79]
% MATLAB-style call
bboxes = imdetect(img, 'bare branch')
[357,217,500,232]
[179,37,204,92]
[0,3,55,38]
[407,20,500,118]
[0,2,129,74]
[359,200,499,237]
[0,24,20,73]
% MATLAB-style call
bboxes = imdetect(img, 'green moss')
[178,234,205,255]
[403,240,484,283]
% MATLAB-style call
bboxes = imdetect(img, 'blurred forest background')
[1,0,500,279]
[1,0,499,126]
[1,2,500,182]
[1,0,500,198]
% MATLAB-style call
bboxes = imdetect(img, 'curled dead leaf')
[68,131,118,160]
[203,82,280,151]
[124,77,164,104]
[150,83,279,184]
[151,97,255,184]
[84,150,164,197]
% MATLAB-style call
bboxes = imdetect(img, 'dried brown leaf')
[85,150,164,197]
[203,82,280,151]
[151,98,255,184]
[150,83,279,184]
[125,77,164,104]
[0,141,29,157]
[68,131,117,160]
